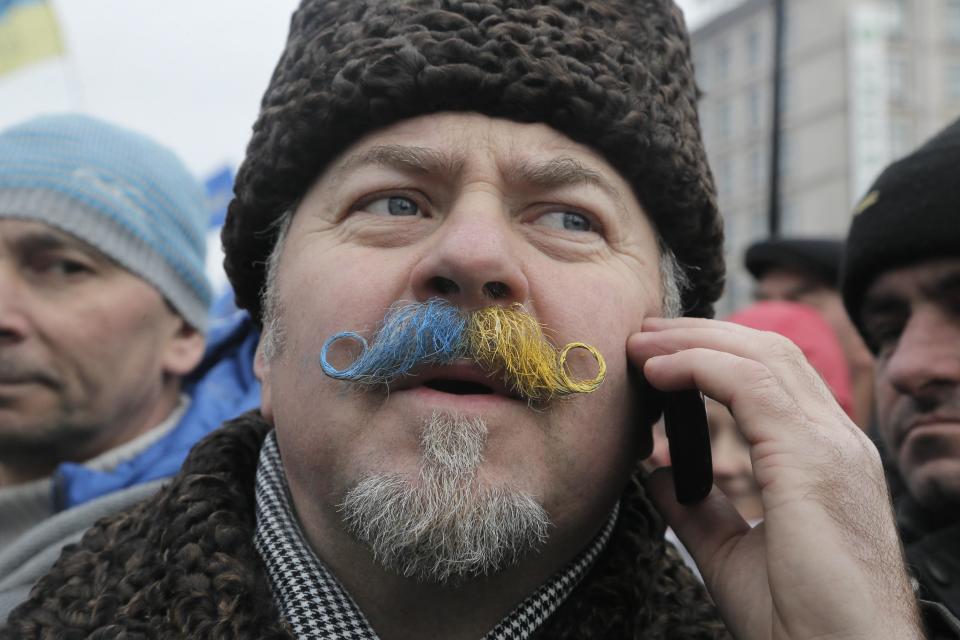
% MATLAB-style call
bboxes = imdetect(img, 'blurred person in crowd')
[0,115,260,617]
[746,236,875,429]
[2,2,922,638]
[842,115,960,636]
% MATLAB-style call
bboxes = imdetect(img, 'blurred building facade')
[692,0,960,312]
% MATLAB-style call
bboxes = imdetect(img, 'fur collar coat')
[2,411,729,639]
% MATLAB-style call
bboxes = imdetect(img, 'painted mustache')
[320,299,606,402]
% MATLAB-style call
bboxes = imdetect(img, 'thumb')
[648,468,772,640]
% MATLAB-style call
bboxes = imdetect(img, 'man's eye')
[535,211,595,233]
[28,256,92,277]
[363,196,421,217]
[865,321,904,354]
[55,259,90,274]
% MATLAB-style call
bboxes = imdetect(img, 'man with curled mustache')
[3,0,922,638]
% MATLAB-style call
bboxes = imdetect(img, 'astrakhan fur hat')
[223,0,724,323]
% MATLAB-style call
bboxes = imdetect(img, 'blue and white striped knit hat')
[0,114,212,332]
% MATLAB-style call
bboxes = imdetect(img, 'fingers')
[629,323,836,408]
[642,348,786,418]
[628,319,856,435]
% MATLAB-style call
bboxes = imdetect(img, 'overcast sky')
[2,0,733,179]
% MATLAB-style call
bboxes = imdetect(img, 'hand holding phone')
[631,316,921,639]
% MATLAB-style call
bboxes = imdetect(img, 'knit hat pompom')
[0,114,212,332]
[223,0,724,325]
[842,115,960,343]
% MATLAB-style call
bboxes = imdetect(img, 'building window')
[750,147,766,190]
[718,97,733,139]
[948,62,960,100]
[888,52,909,102]
[694,50,709,91]
[781,2,792,52]
[888,0,908,38]
[890,117,914,158]
[718,157,735,196]
[748,86,763,129]
[746,27,762,68]
[780,196,798,231]
[947,0,960,42]
[777,135,791,177]
[751,206,768,238]
[777,74,791,114]
[717,41,731,82]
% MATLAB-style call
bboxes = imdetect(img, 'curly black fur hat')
[223,0,724,324]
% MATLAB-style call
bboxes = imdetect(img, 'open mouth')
[422,378,495,395]
[391,362,522,401]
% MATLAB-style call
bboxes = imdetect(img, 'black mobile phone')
[661,389,713,505]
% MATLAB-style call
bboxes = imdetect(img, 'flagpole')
[49,0,85,111]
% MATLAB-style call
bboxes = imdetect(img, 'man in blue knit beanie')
[0,114,260,617]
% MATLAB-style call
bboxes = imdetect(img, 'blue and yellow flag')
[0,0,63,76]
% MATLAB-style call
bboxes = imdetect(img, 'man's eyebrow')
[859,292,909,324]
[12,230,103,261]
[921,270,960,300]
[508,156,625,206]
[334,144,465,179]
[333,146,627,210]
[14,230,74,253]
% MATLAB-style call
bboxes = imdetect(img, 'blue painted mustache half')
[321,299,467,384]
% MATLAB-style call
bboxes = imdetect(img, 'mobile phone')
[661,389,713,505]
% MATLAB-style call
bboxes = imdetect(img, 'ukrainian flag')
[0,0,63,76]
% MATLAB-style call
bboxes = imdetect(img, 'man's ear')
[162,320,205,377]
[254,340,274,423]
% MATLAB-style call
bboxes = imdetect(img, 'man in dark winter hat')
[842,115,960,637]
[745,237,875,429]
[3,1,921,638]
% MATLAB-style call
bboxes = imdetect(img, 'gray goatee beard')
[339,412,550,584]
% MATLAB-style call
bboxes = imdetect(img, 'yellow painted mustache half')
[467,304,606,400]
[320,299,606,402]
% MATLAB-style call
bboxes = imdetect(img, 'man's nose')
[409,197,530,309]
[0,262,30,346]
[885,308,960,397]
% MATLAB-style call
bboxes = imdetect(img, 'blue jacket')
[53,310,261,510]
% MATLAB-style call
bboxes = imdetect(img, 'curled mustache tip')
[558,342,606,394]
[319,332,370,380]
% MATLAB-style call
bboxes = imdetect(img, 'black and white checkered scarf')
[254,431,618,639]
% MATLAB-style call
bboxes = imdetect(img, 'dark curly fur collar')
[2,411,728,639]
